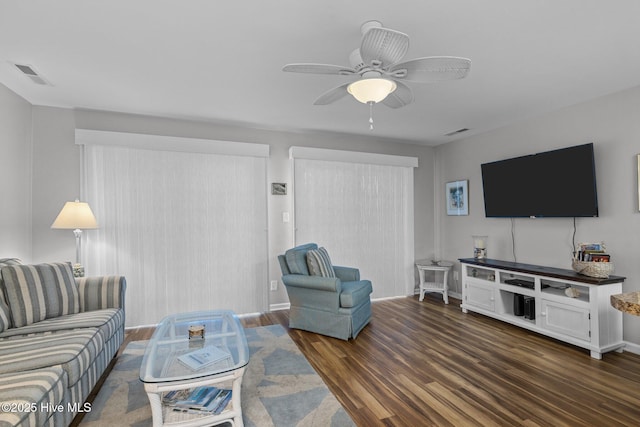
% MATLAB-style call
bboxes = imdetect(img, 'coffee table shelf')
[139,310,249,427]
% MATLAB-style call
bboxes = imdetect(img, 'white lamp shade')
[347,78,397,104]
[51,201,98,229]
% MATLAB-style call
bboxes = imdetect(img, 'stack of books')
[575,242,610,262]
[163,386,232,415]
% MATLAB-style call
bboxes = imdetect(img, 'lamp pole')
[73,228,83,265]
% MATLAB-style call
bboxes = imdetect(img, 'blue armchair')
[277,243,372,340]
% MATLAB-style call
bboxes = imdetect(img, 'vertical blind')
[291,147,417,298]
[78,130,268,327]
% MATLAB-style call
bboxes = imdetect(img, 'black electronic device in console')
[514,294,525,316]
[504,278,534,289]
[524,297,535,320]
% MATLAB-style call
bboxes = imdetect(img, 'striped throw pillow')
[0,303,9,333]
[1,262,80,328]
[306,247,336,278]
[0,296,11,332]
[0,258,22,332]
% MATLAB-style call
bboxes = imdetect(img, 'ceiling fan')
[283,20,472,111]
[282,21,471,117]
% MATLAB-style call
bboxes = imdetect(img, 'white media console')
[459,258,625,359]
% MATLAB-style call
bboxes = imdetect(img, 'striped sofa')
[0,259,126,427]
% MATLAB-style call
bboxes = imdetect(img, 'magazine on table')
[207,389,232,415]
[164,386,232,415]
[177,346,232,371]
[164,386,218,408]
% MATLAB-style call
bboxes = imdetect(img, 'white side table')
[416,260,453,304]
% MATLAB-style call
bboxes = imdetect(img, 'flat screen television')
[481,143,598,218]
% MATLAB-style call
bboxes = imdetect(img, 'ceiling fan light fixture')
[347,78,397,104]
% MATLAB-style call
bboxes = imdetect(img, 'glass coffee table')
[139,310,249,427]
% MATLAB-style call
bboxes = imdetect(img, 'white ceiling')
[2,0,640,146]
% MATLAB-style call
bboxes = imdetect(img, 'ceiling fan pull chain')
[369,101,374,130]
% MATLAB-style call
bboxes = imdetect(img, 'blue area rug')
[80,324,354,427]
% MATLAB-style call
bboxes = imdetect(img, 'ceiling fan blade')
[283,63,356,75]
[381,81,413,108]
[360,27,409,68]
[313,83,350,105]
[389,56,471,82]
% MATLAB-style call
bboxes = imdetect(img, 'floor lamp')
[51,200,98,277]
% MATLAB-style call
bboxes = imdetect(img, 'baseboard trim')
[269,303,290,311]
[371,295,406,302]
[125,322,157,330]
[622,341,640,355]
[411,289,462,301]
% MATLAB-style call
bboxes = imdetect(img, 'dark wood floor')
[80,296,640,426]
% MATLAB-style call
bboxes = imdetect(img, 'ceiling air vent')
[445,128,469,137]
[13,63,51,85]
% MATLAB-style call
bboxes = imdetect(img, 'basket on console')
[571,259,614,279]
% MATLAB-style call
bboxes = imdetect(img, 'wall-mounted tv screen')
[481,143,598,218]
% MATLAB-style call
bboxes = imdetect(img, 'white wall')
[6,80,640,344]
[25,107,436,309]
[436,84,640,345]
[0,84,32,261]
[31,107,79,264]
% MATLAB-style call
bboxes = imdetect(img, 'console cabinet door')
[465,281,495,312]
[540,299,590,341]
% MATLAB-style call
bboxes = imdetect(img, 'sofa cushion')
[1,262,80,328]
[285,243,318,275]
[0,365,69,427]
[0,258,22,333]
[0,308,124,345]
[306,247,336,278]
[339,280,373,308]
[0,328,103,387]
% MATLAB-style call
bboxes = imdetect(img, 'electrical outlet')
[270,280,278,291]
[453,271,459,281]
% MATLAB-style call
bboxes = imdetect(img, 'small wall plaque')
[271,182,287,195]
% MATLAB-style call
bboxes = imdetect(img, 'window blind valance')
[75,129,269,157]
[289,146,418,168]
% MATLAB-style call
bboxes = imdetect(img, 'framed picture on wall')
[446,180,469,216]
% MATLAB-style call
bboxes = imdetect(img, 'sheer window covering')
[77,130,268,327]
[290,147,417,298]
